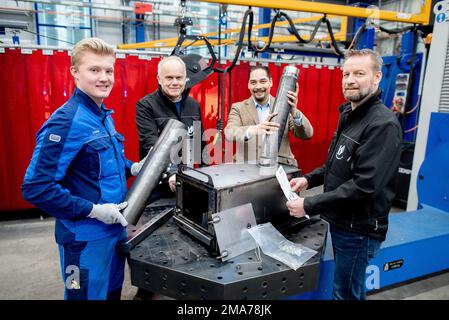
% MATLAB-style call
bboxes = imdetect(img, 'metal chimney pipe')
[271,65,300,149]
[259,66,299,172]
[122,119,186,225]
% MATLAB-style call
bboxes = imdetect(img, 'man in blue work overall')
[286,49,402,300]
[22,38,146,300]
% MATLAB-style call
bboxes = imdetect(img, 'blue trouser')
[57,228,127,300]
[330,224,382,300]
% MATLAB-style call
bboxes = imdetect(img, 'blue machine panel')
[373,206,449,287]
[379,53,422,142]
[417,113,449,212]
[293,206,449,300]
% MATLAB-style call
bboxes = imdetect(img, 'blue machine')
[258,8,271,59]
[379,31,423,142]
[416,113,449,213]
[135,15,145,44]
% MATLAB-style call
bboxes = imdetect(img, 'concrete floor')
[0,216,138,300]
[1,211,449,300]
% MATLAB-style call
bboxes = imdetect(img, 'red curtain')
[0,48,344,210]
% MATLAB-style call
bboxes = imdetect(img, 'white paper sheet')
[276,166,310,219]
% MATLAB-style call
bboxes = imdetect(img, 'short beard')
[343,85,375,102]
[253,90,268,104]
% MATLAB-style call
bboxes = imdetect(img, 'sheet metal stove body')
[173,163,303,251]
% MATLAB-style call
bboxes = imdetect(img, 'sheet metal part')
[173,214,216,248]
[211,203,258,262]
[234,256,263,273]
[128,212,328,300]
[122,119,186,225]
[119,208,174,254]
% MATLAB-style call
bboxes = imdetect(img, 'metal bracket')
[216,250,228,260]
[234,246,262,273]
[119,208,174,253]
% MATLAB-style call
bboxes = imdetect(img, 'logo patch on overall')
[49,134,61,142]
[336,145,345,159]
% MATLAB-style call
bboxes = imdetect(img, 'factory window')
[34,1,93,46]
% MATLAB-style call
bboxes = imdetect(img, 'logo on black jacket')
[336,145,345,160]
[187,125,194,137]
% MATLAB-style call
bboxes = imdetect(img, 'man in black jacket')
[136,55,203,194]
[286,49,402,300]
[134,55,205,300]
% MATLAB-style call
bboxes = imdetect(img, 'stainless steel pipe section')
[271,66,300,149]
[122,119,186,225]
[259,66,299,170]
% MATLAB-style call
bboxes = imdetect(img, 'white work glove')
[130,148,151,176]
[88,202,128,227]
[130,161,143,177]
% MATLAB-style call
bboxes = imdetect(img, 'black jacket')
[136,86,203,160]
[303,91,402,241]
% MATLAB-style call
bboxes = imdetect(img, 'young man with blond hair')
[22,38,146,300]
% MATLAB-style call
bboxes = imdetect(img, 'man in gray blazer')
[224,66,313,166]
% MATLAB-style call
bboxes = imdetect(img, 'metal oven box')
[174,163,301,249]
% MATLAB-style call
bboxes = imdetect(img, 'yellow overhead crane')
[195,0,431,24]
[118,14,347,50]
[117,0,431,50]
